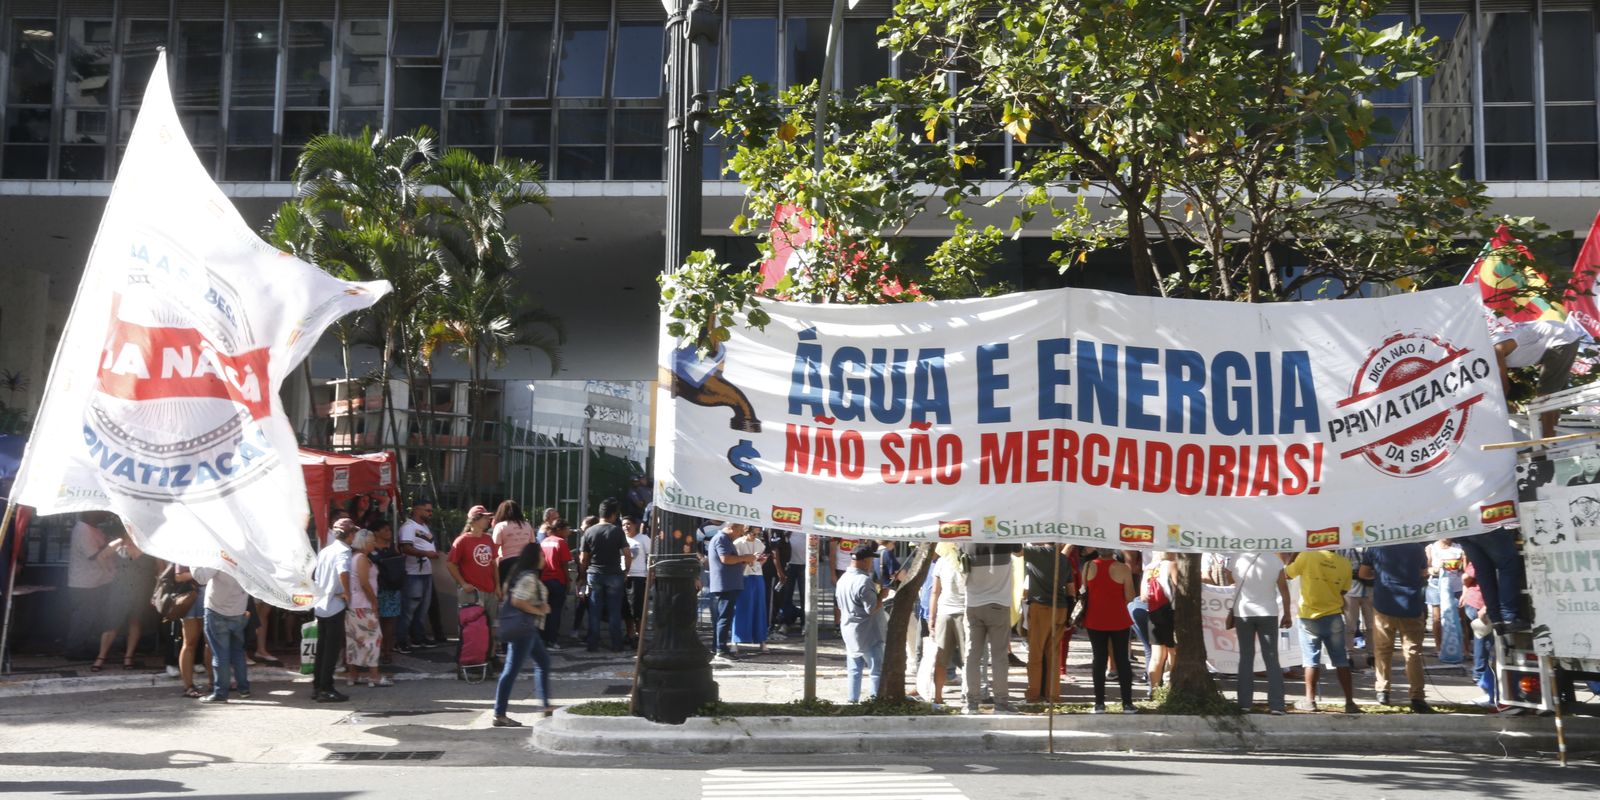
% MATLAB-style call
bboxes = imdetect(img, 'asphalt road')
[2,671,1598,800]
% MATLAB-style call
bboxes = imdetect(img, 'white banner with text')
[656,285,1518,551]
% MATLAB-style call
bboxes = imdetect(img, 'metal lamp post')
[636,0,720,725]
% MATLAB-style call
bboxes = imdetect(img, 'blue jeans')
[1298,614,1350,668]
[203,610,249,700]
[711,589,741,653]
[586,573,626,650]
[493,633,552,716]
[1458,529,1524,624]
[1128,598,1152,668]
[846,641,886,702]
[1234,615,1286,712]
[401,574,434,646]
[1472,630,1497,700]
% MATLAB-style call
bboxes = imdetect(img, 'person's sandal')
[123,658,136,670]
[90,658,105,673]
[183,686,203,698]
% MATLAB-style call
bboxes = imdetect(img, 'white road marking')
[703,766,968,800]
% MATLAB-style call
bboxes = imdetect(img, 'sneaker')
[492,716,524,728]
[1375,690,1390,706]
[165,665,180,678]
[197,695,227,703]
[372,677,395,687]
[769,631,789,641]
[1269,709,1287,716]
[710,654,734,668]
[1091,704,1107,714]
[992,703,1015,715]
[547,642,565,651]
[1293,700,1319,712]
[1409,700,1434,714]
[1472,693,1496,707]
[1121,703,1139,714]
[394,644,412,654]
[237,690,251,699]
[960,706,979,716]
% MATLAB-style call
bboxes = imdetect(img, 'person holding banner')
[1081,548,1138,714]
[1229,552,1292,714]
[1283,550,1359,713]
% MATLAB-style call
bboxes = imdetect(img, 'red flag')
[1563,211,1600,341]
[757,203,921,301]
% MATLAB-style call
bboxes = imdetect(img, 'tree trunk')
[1125,195,1158,298]
[1167,552,1218,701]
[878,543,933,702]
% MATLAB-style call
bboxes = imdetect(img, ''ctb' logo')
[1120,524,1155,544]
[1306,527,1341,548]
[1481,501,1516,525]
[770,506,802,526]
[938,519,972,539]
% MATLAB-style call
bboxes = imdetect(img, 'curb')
[531,707,1600,756]
[0,668,460,698]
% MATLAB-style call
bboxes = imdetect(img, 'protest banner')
[7,54,388,609]
[656,285,1517,551]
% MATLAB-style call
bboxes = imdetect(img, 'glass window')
[6,108,51,144]
[613,108,663,180]
[503,109,551,172]
[8,21,56,105]
[1482,12,1535,180]
[395,19,443,58]
[729,18,778,88]
[230,22,279,108]
[557,109,606,179]
[174,21,224,109]
[1420,13,1473,176]
[286,21,334,108]
[787,18,830,88]
[842,18,889,90]
[63,19,113,108]
[447,108,495,160]
[121,20,169,105]
[557,21,608,97]
[1545,10,1597,180]
[502,22,554,98]
[394,66,443,109]
[446,22,498,99]
[614,23,664,98]
[340,19,387,108]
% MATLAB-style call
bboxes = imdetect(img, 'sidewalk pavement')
[4,624,1596,756]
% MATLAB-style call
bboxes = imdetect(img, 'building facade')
[3,0,1600,412]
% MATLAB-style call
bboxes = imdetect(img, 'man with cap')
[311,516,357,702]
[448,505,502,652]
[836,541,889,703]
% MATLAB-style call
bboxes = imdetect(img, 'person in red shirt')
[539,521,575,650]
[447,505,501,645]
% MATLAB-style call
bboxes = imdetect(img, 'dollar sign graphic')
[728,439,762,494]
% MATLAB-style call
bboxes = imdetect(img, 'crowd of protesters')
[47,486,1586,722]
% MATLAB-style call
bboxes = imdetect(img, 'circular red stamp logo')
[1334,332,1495,477]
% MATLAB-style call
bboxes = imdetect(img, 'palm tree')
[290,128,448,500]
[421,151,562,494]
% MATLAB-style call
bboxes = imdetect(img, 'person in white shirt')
[397,500,441,651]
[190,565,251,703]
[960,543,1022,714]
[311,518,355,703]
[1228,552,1292,714]
[623,517,650,643]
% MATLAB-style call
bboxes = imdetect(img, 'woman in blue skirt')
[731,526,769,653]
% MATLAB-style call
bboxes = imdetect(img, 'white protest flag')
[9,53,389,609]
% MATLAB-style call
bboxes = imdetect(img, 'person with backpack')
[492,543,554,728]
[368,520,405,664]
[1141,551,1177,692]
